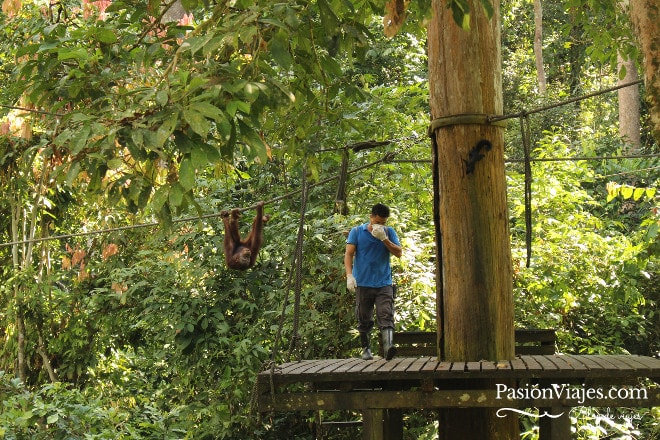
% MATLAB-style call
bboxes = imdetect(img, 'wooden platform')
[257,354,660,412]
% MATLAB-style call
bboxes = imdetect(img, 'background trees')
[1,0,658,438]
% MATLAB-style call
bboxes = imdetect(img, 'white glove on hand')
[371,224,387,241]
[346,274,357,292]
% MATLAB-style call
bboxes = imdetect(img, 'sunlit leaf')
[620,185,634,199]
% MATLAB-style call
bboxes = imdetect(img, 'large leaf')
[179,158,196,191]
[168,182,184,207]
[189,102,225,122]
[317,0,340,35]
[155,112,180,148]
[183,108,211,137]
[190,145,208,169]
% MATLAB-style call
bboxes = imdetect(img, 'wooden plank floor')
[261,355,660,384]
[257,355,660,412]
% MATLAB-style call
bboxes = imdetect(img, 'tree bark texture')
[428,0,514,365]
[629,0,660,144]
[534,0,547,95]
[428,0,516,437]
[617,53,641,152]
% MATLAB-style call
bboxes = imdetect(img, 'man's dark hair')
[371,203,390,218]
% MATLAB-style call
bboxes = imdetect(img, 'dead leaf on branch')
[102,243,119,260]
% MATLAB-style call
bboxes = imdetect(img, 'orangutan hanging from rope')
[221,201,269,270]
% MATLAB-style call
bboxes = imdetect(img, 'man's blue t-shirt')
[346,223,400,288]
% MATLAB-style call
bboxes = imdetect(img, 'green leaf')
[317,0,340,35]
[239,121,267,163]
[183,34,213,56]
[269,32,293,69]
[183,108,210,137]
[155,111,179,147]
[175,333,193,350]
[138,184,152,208]
[618,64,627,81]
[57,48,89,61]
[104,1,126,12]
[71,125,92,155]
[450,0,471,30]
[70,112,94,122]
[320,55,342,77]
[200,143,220,163]
[202,36,227,57]
[94,28,117,44]
[169,183,184,207]
[190,146,208,169]
[65,162,81,188]
[147,0,160,16]
[156,90,169,106]
[152,185,169,212]
[46,414,59,424]
[54,128,74,148]
[179,158,195,191]
[479,0,494,19]
[180,0,198,12]
[226,100,251,117]
[189,102,224,121]
[107,158,123,170]
[16,44,40,57]
[130,129,144,148]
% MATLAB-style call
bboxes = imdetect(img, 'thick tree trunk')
[428,0,516,438]
[533,0,547,95]
[629,0,660,144]
[617,54,641,152]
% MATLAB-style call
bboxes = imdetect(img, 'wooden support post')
[362,409,384,440]
[384,409,403,440]
[538,407,571,440]
[362,408,403,440]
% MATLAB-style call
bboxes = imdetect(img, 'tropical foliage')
[1,0,658,438]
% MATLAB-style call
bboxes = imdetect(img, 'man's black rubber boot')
[360,332,373,360]
[382,328,397,360]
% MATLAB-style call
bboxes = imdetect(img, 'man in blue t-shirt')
[344,203,402,360]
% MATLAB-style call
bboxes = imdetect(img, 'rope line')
[425,80,644,134]
[392,153,660,164]
[601,165,660,178]
[286,170,308,362]
[506,153,660,163]
[520,115,533,268]
[0,149,404,248]
[489,80,643,123]
[428,113,507,136]
[0,104,65,117]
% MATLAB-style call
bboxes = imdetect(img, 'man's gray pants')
[355,285,395,332]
